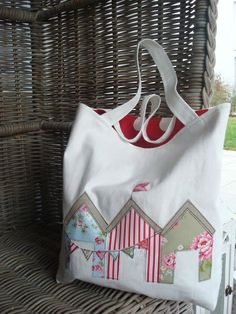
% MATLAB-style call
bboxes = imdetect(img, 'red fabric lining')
[94,108,208,148]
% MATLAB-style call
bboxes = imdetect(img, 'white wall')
[234,0,236,91]
[215,0,236,89]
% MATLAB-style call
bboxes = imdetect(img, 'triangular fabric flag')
[109,251,119,261]
[69,242,79,254]
[122,247,134,258]
[133,182,150,192]
[139,239,149,250]
[81,249,93,260]
[96,250,106,260]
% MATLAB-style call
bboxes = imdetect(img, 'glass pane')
[211,253,226,314]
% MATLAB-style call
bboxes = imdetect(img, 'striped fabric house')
[106,199,162,282]
[64,193,215,285]
[64,193,162,282]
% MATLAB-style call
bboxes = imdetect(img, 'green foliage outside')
[210,75,236,150]
[211,75,232,107]
[224,117,236,151]
[231,95,236,114]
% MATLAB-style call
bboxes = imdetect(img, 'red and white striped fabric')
[57,38,230,311]
[107,207,161,282]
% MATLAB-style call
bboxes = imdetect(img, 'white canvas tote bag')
[56,38,230,310]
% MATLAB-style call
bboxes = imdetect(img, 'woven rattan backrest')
[0,0,218,233]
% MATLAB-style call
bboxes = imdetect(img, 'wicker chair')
[0,0,218,313]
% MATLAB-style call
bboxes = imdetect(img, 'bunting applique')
[92,238,106,278]
[122,247,135,258]
[92,251,106,278]
[139,239,149,250]
[81,249,93,260]
[109,251,119,261]
[96,250,106,260]
[64,193,215,284]
[69,242,79,254]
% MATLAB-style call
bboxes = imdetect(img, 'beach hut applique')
[105,198,162,282]
[64,192,215,284]
[159,201,215,284]
[64,194,107,278]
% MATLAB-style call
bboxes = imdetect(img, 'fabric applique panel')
[160,201,215,283]
[63,193,215,284]
[81,248,93,260]
[92,248,106,278]
[106,205,161,282]
[64,195,107,277]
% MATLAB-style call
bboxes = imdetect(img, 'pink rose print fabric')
[190,231,213,261]
[159,205,215,284]
[64,192,215,285]
[92,263,104,273]
[92,238,106,278]
[95,237,105,245]
[190,231,213,281]
[163,252,176,270]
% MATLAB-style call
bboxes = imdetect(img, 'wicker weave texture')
[38,0,209,122]
[0,0,219,231]
[32,0,218,228]
[0,0,218,312]
[0,225,193,314]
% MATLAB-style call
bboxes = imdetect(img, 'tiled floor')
[221,150,236,222]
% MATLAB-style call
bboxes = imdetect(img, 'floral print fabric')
[190,231,213,281]
[163,252,176,270]
[64,204,107,278]
[65,204,105,243]
[160,210,214,283]
[190,231,213,261]
[92,243,106,278]
[64,197,215,284]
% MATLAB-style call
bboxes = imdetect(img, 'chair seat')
[0,225,193,314]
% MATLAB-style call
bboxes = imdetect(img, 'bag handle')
[142,113,176,144]
[114,94,161,143]
[101,38,199,127]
